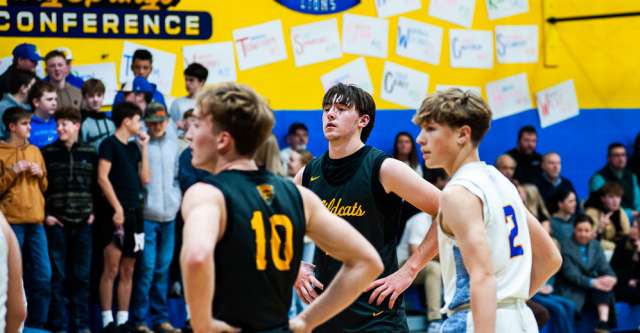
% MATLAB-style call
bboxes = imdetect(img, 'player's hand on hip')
[366,267,414,309]
[294,261,323,304]
[289,316,310,333]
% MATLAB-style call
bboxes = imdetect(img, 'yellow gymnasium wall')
[1,0,639,110]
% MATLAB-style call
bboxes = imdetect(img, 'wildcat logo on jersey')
[256,184,275,204]
[321,198,366,217]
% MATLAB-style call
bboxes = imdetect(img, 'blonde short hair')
[413,88,491,145]
[197,82,274,156]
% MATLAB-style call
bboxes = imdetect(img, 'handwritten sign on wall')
[486,0,528,20]
[381,61,429,108]
[536,80,579,128]
[429,0,475,28]
[486,73,532,119]
[321,57,374,94]
[449,29,493,69]
[495,25,538,64]
[375,0,421,18]
[233,20,288,70]
[291,19,342,67]
[342,14,389,58]
[183,42,237,84]
[396,17,443,65]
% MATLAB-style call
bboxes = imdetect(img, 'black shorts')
[97,205,144,258]
[313,299,409,333]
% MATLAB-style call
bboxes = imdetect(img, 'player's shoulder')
[183,182,225,208]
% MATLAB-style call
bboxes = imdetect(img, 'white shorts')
[441,300,538,333]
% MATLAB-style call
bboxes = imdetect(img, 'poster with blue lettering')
[486,0,528,20]
[73,63,118,103]
[233,20,288,70]
[436,84,481,97]
[428,0,475,28]
[291,19,342,67]
[182,42,237,84]
[486,73,532,119]
[449,29,493,69]
[342,14,389,58]
[536,80,579,128]
[396,17,443,65]
[321,57,374,94]
[495,25,538,63]
[381,61,429,108]
[375,0,421,18]
[120,41,176,95]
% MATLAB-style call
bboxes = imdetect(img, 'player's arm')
[180,183,239,333]
[443,186,496,333]
[293,166,305,185]
[291,186,383,332]
[1,213,26,333]
[526,210,562,297]
[367,158,440,307]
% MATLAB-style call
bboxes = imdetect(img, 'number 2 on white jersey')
[503,205,524,258]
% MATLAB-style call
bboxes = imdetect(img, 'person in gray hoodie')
[131,103,182,333]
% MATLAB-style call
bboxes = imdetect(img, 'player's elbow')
[8,301,27,330]
[548,247,563,276]
[361,250,384,280]
[181,245,212,269]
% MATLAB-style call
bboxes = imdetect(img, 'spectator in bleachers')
[28,81,58,148]
[279,122,308,175]
[610,221,640,305]
[121,77,153,116]
[549,187,579,244]
[42,107,97,333]
[131,103,182,333]
[0,43,41,98]
[81,79,115,151]
[630,132,640,180]
[506,125,542,183]
[177,109,194,149]
[585,182,631,253]
[590,142,640,221]
[495,154,517,183]
[536,152,578,209]
[44,50,82,111]
[555,214,617,333]
[392,131,422,177]
[0,69,35,138]
[113,49,166,108]
[287,149,313,179]
[169,63,207,133]
[0,106,50,329]
[96,102,150,332]
[519,183,550,223]
[43,47,84,90]
[256,134,285,176]
[396,171,448,333]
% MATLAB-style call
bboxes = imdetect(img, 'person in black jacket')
[506,125,542,184]
[610,221,640,304]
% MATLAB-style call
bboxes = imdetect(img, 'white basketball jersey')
[439,161,532,313]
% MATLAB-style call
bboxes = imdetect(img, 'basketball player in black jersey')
[293,83,441,332]
[180,82,383,333]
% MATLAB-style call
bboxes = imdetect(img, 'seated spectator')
[43,47,83,89]
[555,214,617,333]
[585,182,631,253]
[44,50,82,111]
[495,154,517,182]
[80,78,115,151]
[396,173,448,333]
[506,125,542,183]
[630,132,640,181]
[0,69,35,138]
[255,134,285,176]
[549,187,579,244]
[518,183,550,223]
[280,122,308,175]
[0,43,41,98]
[41,107,97,333]
[0,106,50,328]
[170,63,207,133]
[287,149,313,179]
[132,103,181,333]
[113,49,166,108]
[610,221,640,305]
[590,142,640,221]
[536,152,578,209]
[28,81,59,148]
[392,131,422,177]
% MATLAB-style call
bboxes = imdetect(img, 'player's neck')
[215,155,258,173]
[328,135,364,159]
[447,146,480,176]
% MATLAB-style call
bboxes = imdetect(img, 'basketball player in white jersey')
[0,212,27,333]
[409,89,562,332]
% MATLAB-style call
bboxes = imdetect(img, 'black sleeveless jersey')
[203,169,305,332]
[302,146,409,332]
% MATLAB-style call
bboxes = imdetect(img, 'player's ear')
[457,125,472,145]
[358,114,370,130]
[217,131,232,153]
